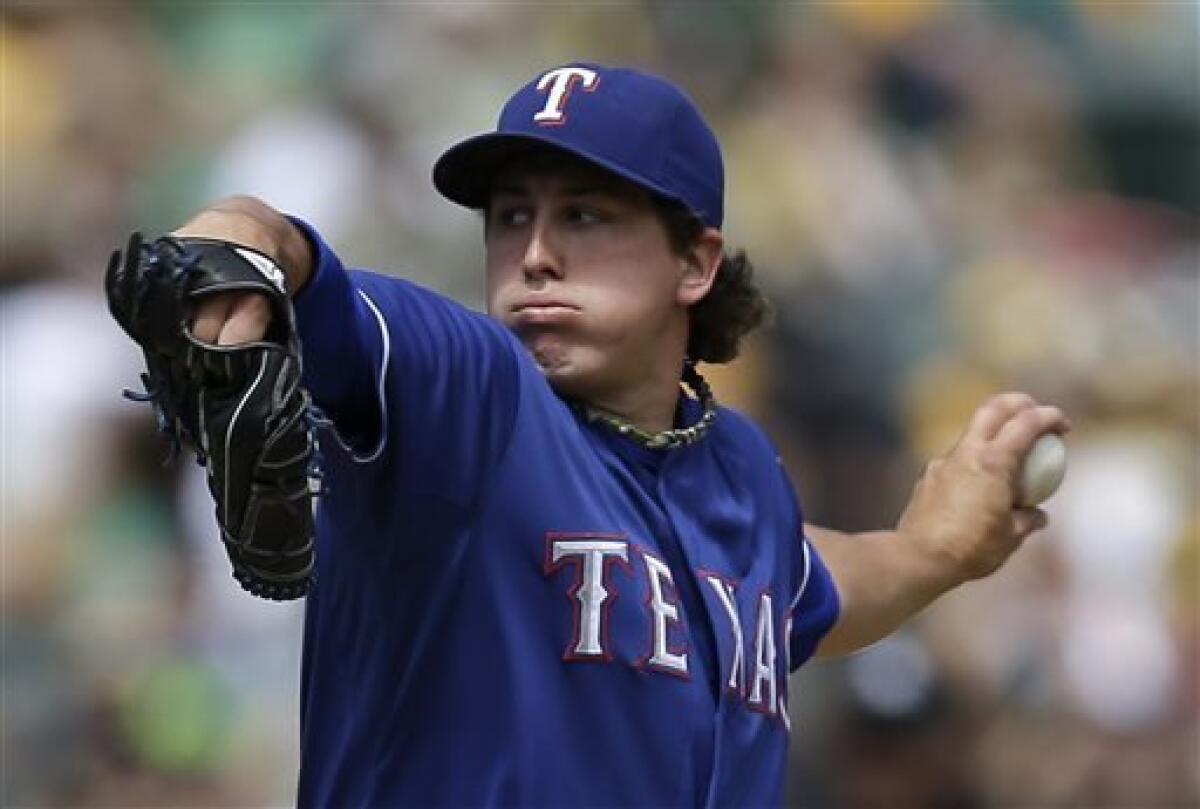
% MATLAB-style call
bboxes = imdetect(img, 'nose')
[521,216,563,285]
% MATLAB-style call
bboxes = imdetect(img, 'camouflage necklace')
[576,361,716,450]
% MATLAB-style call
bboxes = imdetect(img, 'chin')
[522,336,600,397]
[532,350,581,390]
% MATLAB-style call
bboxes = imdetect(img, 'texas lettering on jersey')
[544,531,793,723]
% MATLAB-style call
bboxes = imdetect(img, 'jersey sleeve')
[756,433,840,672]
[290,218,387,456]
[289,217,520,511]
[787,535,840,671]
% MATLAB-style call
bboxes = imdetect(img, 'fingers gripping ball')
[1015,433,1067,508]
[105,233,321,601]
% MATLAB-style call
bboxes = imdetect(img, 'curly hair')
[654,199,771,364]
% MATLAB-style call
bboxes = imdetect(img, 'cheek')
[578,281,673,341]
[484,253,518,314]
[484,272,502,315]
[600,254,679,311]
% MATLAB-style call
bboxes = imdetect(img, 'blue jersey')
[289,220,840,808]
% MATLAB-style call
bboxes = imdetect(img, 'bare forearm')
[807,394,1069,659]
[808,524,956,658]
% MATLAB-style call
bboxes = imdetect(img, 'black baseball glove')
[105,233,319,600]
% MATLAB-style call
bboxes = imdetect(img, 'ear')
[676,228,724,307]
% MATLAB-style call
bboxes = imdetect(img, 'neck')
[584,350,687,434]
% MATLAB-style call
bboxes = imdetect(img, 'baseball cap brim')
[432,132,692,215]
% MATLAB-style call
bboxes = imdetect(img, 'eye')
[564,205,602,226]
[492,205,531,228]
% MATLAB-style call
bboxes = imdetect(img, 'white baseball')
[1015,433,1067,507]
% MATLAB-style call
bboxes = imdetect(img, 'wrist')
[174,196,313,295]
[891,522,966,602]
[274,217,315,295]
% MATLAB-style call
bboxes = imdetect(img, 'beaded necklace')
[574,361,717,450]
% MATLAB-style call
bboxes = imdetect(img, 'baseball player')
[114,64,1067,806]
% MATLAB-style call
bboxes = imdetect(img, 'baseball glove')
[105,233,319,601]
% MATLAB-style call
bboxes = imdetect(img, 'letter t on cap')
[533,66,600,125]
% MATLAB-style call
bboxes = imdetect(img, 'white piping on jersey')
[322,288,390,464]
[789,537,813,614]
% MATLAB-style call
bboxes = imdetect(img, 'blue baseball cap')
[432,64,724,228]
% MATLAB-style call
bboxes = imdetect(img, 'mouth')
[510,300,580,326]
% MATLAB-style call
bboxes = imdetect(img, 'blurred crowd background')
[2,1,1196,806]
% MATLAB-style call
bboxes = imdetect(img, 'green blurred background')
[2,1,1196,806]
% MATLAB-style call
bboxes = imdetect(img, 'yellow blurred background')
[2,2,1196,806]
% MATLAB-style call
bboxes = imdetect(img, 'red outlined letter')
[533,66,600,126]
[544,533,629,662]
[748,591,778,715]
[639,549,689,677]
[704,573,745,697]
